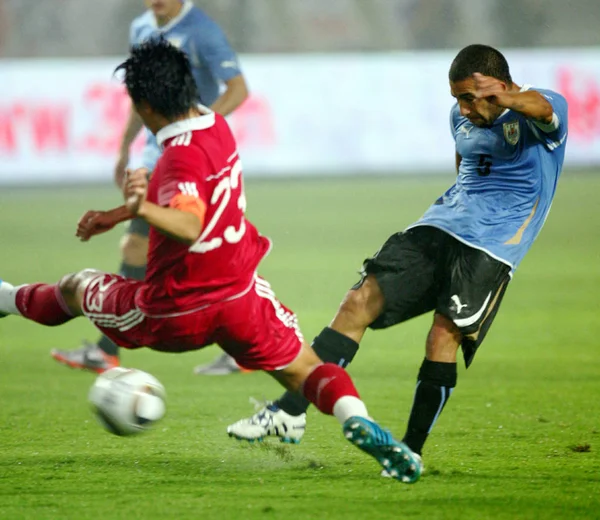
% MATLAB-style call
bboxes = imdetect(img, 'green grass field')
[0,174,599,520]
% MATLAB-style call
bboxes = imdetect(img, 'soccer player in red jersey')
[52,0,250,374]
[0,39,421,483]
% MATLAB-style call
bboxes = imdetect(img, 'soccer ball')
[89,367,166,436]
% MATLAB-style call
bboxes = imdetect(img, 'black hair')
[115,37,197,119]
[449,44,512,84]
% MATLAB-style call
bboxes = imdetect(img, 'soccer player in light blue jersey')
[52,0,249,372]
[226,45,568,483]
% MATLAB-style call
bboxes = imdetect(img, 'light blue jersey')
[130,1,242,169]
[409,86,568,271]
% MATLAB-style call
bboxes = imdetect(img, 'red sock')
[302,363,360,415]
[16,283,74,326]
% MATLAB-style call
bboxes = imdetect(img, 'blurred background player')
[226,44,569,472]
[0,38,422,483]
[50,0,249,374]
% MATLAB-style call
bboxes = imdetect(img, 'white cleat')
[227,403,306,444]
[0,279,13,318]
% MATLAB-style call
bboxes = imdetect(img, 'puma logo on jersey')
[178,182,199,197]
[459,124,473,139]
[221,60,238,69]
[450,295,468,315]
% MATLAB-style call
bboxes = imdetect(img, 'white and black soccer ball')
[89,367,166,436]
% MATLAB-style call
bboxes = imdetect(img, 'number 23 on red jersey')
[186,154,247,254]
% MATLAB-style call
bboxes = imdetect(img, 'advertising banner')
[0,49,598,184]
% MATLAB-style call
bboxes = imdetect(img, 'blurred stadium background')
[1,0,600,181]
[2,0,600,55]
[1,2,599,519]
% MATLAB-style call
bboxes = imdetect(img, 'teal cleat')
[343,416,423,484]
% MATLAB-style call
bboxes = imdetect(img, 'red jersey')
[136,110,271,315]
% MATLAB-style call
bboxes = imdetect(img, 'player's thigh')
[362,227,442,330]
[143,307,221,353]
[334,274,385,332]
[215,276,304,372]
[437,241,511,366]
[425,312,463,363]
[81,273,149,349]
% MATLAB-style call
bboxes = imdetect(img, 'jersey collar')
[156,105,215,147]
[151,1,194,32]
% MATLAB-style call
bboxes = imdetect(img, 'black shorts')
[357,225,511,367]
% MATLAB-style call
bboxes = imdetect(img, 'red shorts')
[81,274,304,371]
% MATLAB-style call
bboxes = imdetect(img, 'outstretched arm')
[76,205,133,242]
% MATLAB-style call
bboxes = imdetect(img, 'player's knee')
[432,314,462,343]
[338,275,384,324]
[59,269,100,295]
[120,233,149,267]
[426,314,462,362]
[58,269,100,315]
